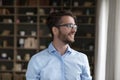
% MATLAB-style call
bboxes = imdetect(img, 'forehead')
[60,16,75,23]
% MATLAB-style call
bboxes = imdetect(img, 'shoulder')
[71,49,88,61]
[29,49,50,63]
[72,49,87,57]
[27,48,52,68]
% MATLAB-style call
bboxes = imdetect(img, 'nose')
[71,27,77,33]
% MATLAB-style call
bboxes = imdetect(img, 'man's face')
[57,16,77,44]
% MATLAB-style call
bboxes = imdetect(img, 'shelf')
[78,23,95,26]
[75,36,95,39]
[0,70,14,73]
[0,59,14,62]
[73,48,95,52]
[72,6,96,8]
[16,6,38,8]
[0,22,14,24]
[16,22,37,24]
[14,70,26,73]
[0,14,15,16]
[16,47,37,50]
[39,6,64,8]
[16,35,37,38]
[0,47,14,49]
[0,35,14,37]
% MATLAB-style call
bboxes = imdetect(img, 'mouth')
[68,33,75,40]
[69,32,75,37]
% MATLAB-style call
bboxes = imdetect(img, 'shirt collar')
[48,42,72,55]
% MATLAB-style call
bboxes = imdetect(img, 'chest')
[39,56,83,80]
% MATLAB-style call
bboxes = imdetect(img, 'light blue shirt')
[26,42,92,80]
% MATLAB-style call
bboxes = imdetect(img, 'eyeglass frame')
[55,23,78,30]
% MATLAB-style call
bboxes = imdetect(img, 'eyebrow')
[56,23,76,26]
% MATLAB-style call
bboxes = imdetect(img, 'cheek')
[58,29,67,38]
[60,30,69,36]
[60,28,71,33]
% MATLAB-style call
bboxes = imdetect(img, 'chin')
[70,38,75,42]
[67,40,75,44]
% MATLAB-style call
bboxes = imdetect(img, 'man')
[26,10,92,80]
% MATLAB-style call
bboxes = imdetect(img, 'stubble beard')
[58,31,75,44]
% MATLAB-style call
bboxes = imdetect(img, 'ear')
[52,27,58,35]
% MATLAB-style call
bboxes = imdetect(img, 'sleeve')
[81,55,92,80]
[25,56,40,80]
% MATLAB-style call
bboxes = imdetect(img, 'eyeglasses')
[56,23,78,30]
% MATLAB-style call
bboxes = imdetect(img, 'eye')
[67,24,77,29]
[55,23,78,30]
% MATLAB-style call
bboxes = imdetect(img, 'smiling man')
[26,10,92,80]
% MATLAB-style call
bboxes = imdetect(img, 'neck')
[52,40,68,55]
